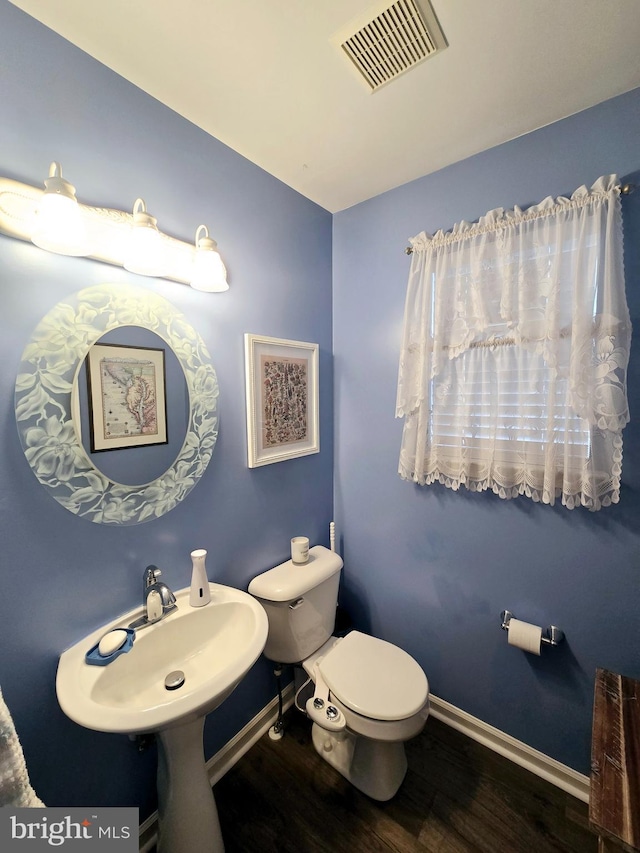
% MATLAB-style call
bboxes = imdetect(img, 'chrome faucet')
[138,565,177,626]
[144,565,177,620]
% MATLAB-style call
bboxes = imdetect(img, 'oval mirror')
[15,283,219,525]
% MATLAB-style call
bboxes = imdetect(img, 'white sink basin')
[56,583,268,735]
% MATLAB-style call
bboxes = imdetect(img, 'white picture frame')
[244,334,319,468]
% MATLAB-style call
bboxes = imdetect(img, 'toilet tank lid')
[248,545,343,602]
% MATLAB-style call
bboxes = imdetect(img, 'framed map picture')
[244,334,319,467]
[86,343,168,452]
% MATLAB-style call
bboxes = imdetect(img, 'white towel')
[0,687,44,807]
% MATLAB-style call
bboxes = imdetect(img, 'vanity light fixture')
[123,198,167,277]
[31,161,88,257]
[190,225,229,292]
[0,166,229,292]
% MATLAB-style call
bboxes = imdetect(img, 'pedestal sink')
[56,583,268,853]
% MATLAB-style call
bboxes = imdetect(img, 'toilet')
[248,545,429,801]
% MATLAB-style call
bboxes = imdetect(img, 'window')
[396,176,630,510]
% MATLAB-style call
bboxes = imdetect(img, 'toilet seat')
[326,692,429,743]
[318,631,428,721]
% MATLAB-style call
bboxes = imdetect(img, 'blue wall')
[3,0,640,820]
[333,87,640,774]
[0,4,333,818]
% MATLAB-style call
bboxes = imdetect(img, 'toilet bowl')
[302,632,429,800]
[248,545,430,801]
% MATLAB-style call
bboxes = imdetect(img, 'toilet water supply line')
[269,522,338,740]
[269,665,285,741]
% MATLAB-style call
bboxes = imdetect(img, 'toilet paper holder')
[500,610,565,646]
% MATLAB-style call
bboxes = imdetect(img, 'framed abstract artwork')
[86,342,168,452]
[244,334,319,467]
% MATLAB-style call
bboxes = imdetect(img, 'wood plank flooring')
[214,710,596,853]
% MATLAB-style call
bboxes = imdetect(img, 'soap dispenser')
[189,548,211,607]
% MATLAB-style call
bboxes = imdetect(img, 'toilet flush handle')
[289,598,304,610]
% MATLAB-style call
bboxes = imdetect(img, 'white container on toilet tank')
[248,545,343,663]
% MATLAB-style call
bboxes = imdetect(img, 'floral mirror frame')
[15,283,219,525]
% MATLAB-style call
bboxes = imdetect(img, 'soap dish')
[85,628,135,666]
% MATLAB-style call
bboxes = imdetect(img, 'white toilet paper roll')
[507,618,542,655]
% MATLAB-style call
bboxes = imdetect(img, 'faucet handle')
[144,565,162,587]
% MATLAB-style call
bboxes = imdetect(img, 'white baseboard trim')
[428,695,590,804]
[139,686,589,849]
[139,683,295,852]
[207,683,295,787]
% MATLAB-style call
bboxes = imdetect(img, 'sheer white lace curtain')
[396,176,631,510]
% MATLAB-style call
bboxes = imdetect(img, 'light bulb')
[123,198,167,276]
[190,225,228,292]
[31,162,88,256]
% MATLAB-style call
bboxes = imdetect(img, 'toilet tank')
[248,545,343,663]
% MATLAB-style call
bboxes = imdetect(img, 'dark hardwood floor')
[214,709,596,853]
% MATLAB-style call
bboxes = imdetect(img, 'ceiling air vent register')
[333,0,447,93]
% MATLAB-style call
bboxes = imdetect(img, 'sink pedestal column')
[157,716,224,853]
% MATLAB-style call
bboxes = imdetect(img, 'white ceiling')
[9,0,640,212]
